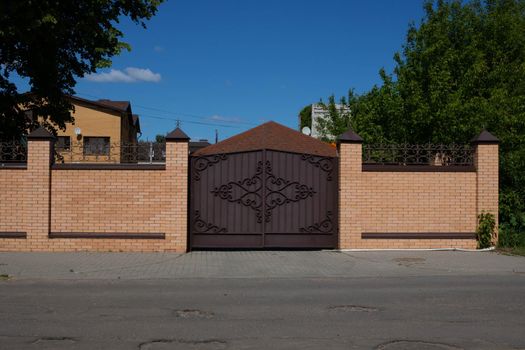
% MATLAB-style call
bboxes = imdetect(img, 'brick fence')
[338,129,499,249]
[0,127,499,252]
[0,127,189,252]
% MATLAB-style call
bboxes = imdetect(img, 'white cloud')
[85,67,161,83]
[208,115,243,123]
[124,67,161,82]
[153,45,165,53]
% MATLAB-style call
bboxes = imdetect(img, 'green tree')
[298,104,312,130]
[315,95,352,142]
[0,0,163,140]
[313,0,525,244]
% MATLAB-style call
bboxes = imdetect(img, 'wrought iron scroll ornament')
[210,160,316,224]
[300,154,334,180]
[54,141,166,164]
[0,141,27,163]
[193,210,227,233]
[193,154,227,180]
[363,143,474,166]
[300,211,334,234]
[264,161,315,223]
[211,161,264,222]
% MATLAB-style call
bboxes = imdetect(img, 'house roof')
[67,96,130,114]
[132,114,141,134]
[96,99,131,112]
[189,140,211,153]
[193,121,337,157]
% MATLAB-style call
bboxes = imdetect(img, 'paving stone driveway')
[1,250,524,280]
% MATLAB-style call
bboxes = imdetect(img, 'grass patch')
[0,274,10,281]
[498,247,525,257]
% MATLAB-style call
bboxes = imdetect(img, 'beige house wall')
[56,103,122,143]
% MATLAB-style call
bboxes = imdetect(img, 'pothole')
[393,257,426,267]
[139,339,227,350]
[328,304,380,312]
[32,337,77,345]
[173,309,214,319]
[376,340,463,350]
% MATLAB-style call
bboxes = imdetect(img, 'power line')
[75,91,257,127]
[138,113,243,128]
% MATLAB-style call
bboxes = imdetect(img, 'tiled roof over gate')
[193,121,337,157]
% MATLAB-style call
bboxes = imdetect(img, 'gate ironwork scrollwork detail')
[210,160,316,224]
[193,154,227,180]
[193,210,227,233]
[211,161,264,223]
[264,160,315,223]
[299,211,334,233]
[301,154,335,181]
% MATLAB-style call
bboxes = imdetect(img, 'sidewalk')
[1,250,524,280]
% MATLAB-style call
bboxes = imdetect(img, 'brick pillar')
[472,130,499,239]
[26,127,55,249]
[165,127,190,252]
[337,128,363,249]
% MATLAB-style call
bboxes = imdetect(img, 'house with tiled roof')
[52,96,141,162]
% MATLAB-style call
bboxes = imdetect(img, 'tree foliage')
[313,0,525,243]
[315,95,351,142]
[298,104,312,130]
[0,0,163,140]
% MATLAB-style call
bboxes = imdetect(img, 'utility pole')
[215,129,218,144]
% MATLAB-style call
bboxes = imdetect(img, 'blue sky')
[32,0,426,141]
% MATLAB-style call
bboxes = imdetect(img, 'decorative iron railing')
[0,141,27,163]
[362,143,475,166]
[55,142,166,164]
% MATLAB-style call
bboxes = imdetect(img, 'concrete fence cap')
[27,127,56,140]
[166,127,190,142]
[471,130,499,145]
[337,128,363,144]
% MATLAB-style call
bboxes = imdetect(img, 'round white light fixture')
[74,127,82,135]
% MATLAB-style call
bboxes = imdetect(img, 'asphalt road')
[1,274,525,350]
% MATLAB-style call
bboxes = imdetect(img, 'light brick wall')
[0,169,27,233]
[475,144,499,235]
[0,138,188,252]
[338,141,498,249]
[0,133,499,252]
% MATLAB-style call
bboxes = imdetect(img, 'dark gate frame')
[188,148,338,249]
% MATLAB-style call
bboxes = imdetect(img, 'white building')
[306,103,351,139]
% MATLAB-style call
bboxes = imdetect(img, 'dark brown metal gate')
[189,149,338,249]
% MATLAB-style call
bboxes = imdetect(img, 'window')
[56,136,71,151]
[83,137,110,156]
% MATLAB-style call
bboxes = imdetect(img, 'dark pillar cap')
[337,128,363,144]
[166,127,190,142]
[27,127,56,140]
[471,130,499,145]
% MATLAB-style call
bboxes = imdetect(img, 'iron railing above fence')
[0,141,27,163]
[362,143,475,167]
[55,142,166,164]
